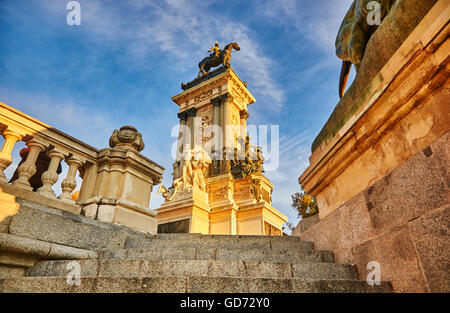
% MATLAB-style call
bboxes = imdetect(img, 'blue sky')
[0,0,355,230]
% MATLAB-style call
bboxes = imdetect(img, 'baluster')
[12,139,46,190]
[0,129,23,183]
[58,156,84,203]
[37,148,66,198]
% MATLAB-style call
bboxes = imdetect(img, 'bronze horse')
[198,42,240,77]
[336,0,397,98]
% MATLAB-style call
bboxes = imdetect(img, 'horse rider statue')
[198,41,240,77]
[208,41,221,58]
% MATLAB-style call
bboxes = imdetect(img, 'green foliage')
[291,187,319,219]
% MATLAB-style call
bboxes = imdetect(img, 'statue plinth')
[81,126,164,233]
[157,68,287,235]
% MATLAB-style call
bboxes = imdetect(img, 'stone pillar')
[12,139,46,190]
[58,156,84,203]
[176,111,188,179]
[37,148,66,198]
[223,96,234,155]
[0,130,23,183]
[186,108,197,148]
[211,97,222,160]
[239,110,249,139]
[239,111,249,152]
[77,162,97,204]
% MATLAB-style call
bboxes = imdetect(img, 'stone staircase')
[0,233,392,293]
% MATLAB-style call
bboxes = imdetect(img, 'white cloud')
[36,0,285,112]
[264,132,311,228]
[256,0,353,56]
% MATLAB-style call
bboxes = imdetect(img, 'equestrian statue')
[198,41,240,77]
[336,0,398,98]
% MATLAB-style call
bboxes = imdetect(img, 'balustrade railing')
[0,102,99,206]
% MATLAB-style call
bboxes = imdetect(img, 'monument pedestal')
[80,126,164,234]
[157,67,287,235]
[297,1,449,292]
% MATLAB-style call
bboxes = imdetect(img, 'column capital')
[177,111,188,122]
[48,147,68,159]
[185,107,197,117]
[239,110,249,119]
[211,92,233,107]
[66,155,85,167]
[26,138,47,151]
[2,129,24,141]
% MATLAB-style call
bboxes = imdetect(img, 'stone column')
[186,108,197,148]
[223,96,234,155]
[37,148,66,198]
[58,156,84,203]
[176,111,188,179]
[211,97,222,159]
[0,130,23,183]
[12,139,46,190]
[239,110,249,139]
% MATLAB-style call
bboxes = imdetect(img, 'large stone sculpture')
[336,0,398,98]
[198,42,240,77]
[231,136,264,178]
[158,145,211,201]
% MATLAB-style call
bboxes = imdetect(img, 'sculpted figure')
[198,42,240,77]
[208,41,221,58]
[159,145,212,200]
[191,147,212,191]
[336,0,398,98]
[177,145,193,189]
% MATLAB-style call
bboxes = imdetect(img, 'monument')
[295,0,448,292]
[156,42,287,235]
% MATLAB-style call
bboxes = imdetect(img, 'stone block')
[243,261,291,279]
[187,276,294,293]
[430,131,450,187]
[8,203,129,250]
[96,204,115,223]
[409,205,450,292]
[82,203,98,219]
[27,259,99,277]
[351,224,427,292]
[292,263,357,280]
[366,149,448,234]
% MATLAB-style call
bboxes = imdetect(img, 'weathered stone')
[430,131,450,188]
[366,149,448,234]
[292,263,357,280]
[352,224,427,292]
[312,0,438,152]
[27,259,99,277]
[409,205,450,292]
[8,202,129,250]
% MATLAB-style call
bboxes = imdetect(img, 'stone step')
[124,236,314,251]
[27,259,357,280]
[99,246,334,263]
[0,276,392,293]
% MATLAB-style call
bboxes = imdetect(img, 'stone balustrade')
[0,101,164,233]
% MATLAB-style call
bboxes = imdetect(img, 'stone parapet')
[0,101,164,233]
[297,131,449,292]
[299,1,450,218]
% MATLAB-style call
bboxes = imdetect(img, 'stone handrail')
[0,101,99,205]
[0,101,164,233]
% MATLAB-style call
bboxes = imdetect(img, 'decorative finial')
[109,125,145,152]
